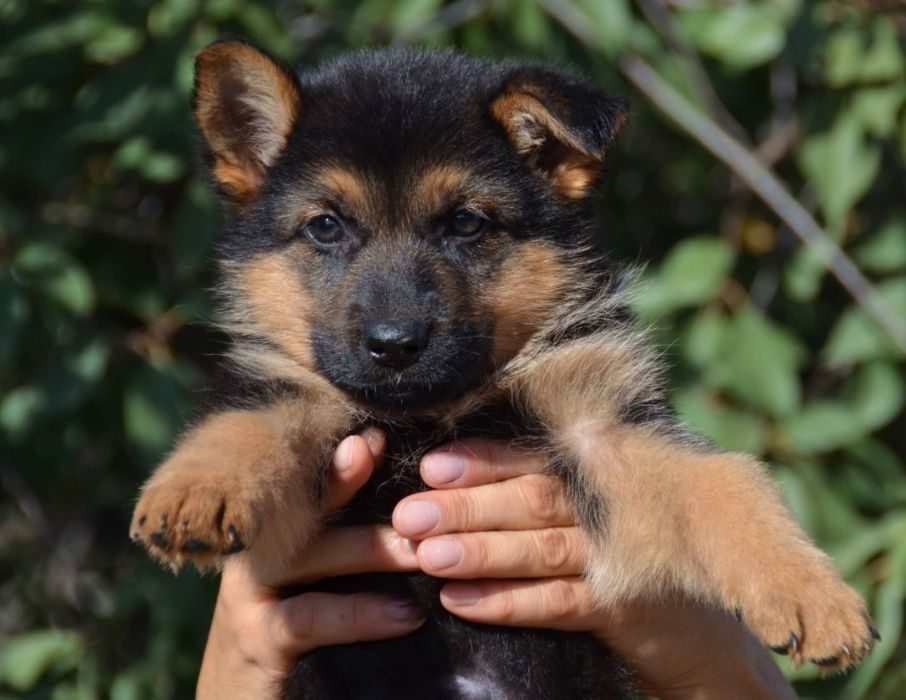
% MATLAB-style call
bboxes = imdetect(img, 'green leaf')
[799,111,881,227]
[510,0,554,53]
[845,362,904,432]
[825,18,904,88]
[855,218,906,275]
[673,385,766,453]
[147,0,200,37]
[0,385,45,435]
[861,18,905,83]
[574,0,633,56]
[84,24,143,64]
[42,262,95,315]
[842,530,906,700]
[705,307,806,417]
[853,84,906,138]
[388,0,444,38]
[783,245,826,302]
[823,277,906,366]
[785,363,902,454]
[775,461,862,542]
[14,243,96,315]
[680,309,727,368]
[785,400,868,453]
[0,629,82,691]
[677,3,791,69]
[0,273,27,371]
[123,365,184,464]
[824,26,863,87]
[110,667,146,700]
[633,236,734,318]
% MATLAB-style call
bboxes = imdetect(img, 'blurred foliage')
[1,0,904,698]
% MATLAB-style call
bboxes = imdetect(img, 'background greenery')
[1,0,904,697]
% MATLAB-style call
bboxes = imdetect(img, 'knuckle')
[537,528,572,573]
[466,535,491,573]
[542,579,578,620]
[492,584,518,623]
[349,595,369,637]
[279,598,316,649]
[474,440,497,478]
[523,476,562,525]
[445,491,476,531]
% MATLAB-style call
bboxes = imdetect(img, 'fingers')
[393,473,574,539]
[417,528,586,579]
[275,525,418,585]
[269,592,425,657]
[440,577,601,632]
[325,428,386,512]
[420,439,545,489]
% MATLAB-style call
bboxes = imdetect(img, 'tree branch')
[619,55,906,354]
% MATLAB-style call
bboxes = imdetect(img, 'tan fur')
[410,165,470,219]
[317,167,371,218]
[491,91,600,199]
[213,160,262,205]
[549,158,599,199]
[194,42,301,203]
[223,251,317,371]
[135,43,873,676]
[486,242,569,366]
[130,389,353,585]
[277,166,380,235]
[505,338,873,671]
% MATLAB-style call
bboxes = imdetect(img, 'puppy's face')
[194,42,625,412]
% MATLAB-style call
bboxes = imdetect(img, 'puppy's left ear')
[193,40,302,206]
[490,67,628,199]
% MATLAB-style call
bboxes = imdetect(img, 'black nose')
[364,320,429,369]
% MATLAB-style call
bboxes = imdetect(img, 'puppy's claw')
[151,531,170,550]
[770,633,799,656]
[183,537,212,553]
[813,655,839,667]
[223,525,245,554]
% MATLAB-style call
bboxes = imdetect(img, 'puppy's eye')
[447,210,490,241]
[303,215,344,247]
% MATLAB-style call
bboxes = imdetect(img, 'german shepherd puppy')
[131,40,877,698]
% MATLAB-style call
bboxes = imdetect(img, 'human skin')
[196,430,796,700]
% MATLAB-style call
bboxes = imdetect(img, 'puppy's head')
[195,41,626,412]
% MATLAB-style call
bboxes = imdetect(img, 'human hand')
[391,439,796,700]
[196,430,422,700]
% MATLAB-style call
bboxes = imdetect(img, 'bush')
[1,1,903,697]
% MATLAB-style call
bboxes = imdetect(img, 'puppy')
[131,40,876,698]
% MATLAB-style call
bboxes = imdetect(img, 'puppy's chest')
[337,401,530,527]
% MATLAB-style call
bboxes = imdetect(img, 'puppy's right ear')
[193,40,302,207]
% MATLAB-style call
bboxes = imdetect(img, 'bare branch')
[634,0,750,143]
[619,55,906,354]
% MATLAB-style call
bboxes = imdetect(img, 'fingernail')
[360,427,383,455]
[333,436,355,473]
[386,600,423,624]
[396,500,440,536]
[443,583,482,607]
[421,538,463,570]
[423,449,466,484]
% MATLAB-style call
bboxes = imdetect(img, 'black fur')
[202,46,642,698]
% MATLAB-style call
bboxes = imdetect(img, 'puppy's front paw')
[735,565,878,673]
[130,468,259,570]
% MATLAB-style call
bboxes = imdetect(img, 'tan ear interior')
[194,42,302,205]
[491,91,601,199]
